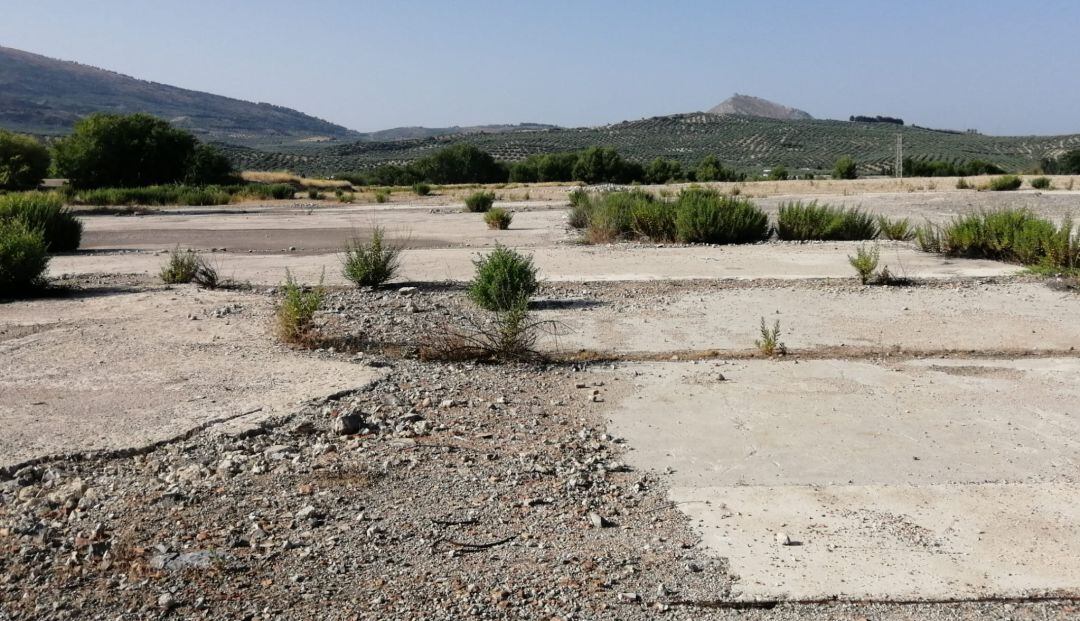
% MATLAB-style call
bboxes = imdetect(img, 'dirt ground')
[4,183,1080,619]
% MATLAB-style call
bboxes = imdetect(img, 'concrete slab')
[608,359,1080,599]
[79,202,567,253]
[676,483,1080,601]
[0,288,383,468]
[49,243,1020,286]
[539,281,1080,354]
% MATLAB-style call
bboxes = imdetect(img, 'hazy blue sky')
[3,0,1078,135]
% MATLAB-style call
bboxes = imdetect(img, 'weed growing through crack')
[484,207,513,230]
[468,245,538,311]
[421,300,560,362]
[464,191,495,213]
[877,216,915,241]
[160,247,200,284]
[159,247,222,287]
[755,317,786,357]
[848,244,881,284]
[275,270,325,344]
[342,227,401,288]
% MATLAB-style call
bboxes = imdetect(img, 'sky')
[3,0,1078,136]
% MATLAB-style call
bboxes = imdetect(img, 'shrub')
[630,198,677,242]
[956,177,971,190]
[269,183,296,199]
[0,130,50,191]
[338,192,354,203]
[307,188,323,200]
[1030,176,1052,190]
[53,113,199,189]
[568,189,591,229]
[832,156,858,180]
[484,207,513,230]
[159,247,200,284]
[674,188,769,244]
[848,244,880,284]
[468,245,539,311]
[584,191,650,243]
[988,175,1022,191]
[373,188,390,204]
[0,219,49,295]
[877,216,914,241]
[464,190,495,213]
[275,270,325,344]
[193,258,220,289]
[412,183,431,196]
[776,201,877,241]
[919,209,1079,269]
[422,300,553,362]
[176,187,231,206]
[755,318,786,356]
[915,221,943,253]
[0,192,83,252]
[341,227,401,287]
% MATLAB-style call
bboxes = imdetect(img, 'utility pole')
[895,134,903,179]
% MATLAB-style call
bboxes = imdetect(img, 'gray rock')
[332,414,363,436]
[150,550,216,571]
[264,445,297,460]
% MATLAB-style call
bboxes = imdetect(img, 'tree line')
[0,113,237,190]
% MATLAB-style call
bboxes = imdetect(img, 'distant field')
[217,114,1080,176]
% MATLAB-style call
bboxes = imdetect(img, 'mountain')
[0,46,359,147]
[708,94,813,121]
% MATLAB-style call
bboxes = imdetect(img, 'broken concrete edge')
[667,591,1080,609]
[0,381,383,481]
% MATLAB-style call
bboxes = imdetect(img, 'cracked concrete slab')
[0,287,384,468]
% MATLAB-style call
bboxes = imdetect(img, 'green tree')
[572,147,627,184]
[832,156,858,180]
[768,165,789,181]
[411,144,506,184]
[694,155,744,182]
[0,130,50,191]
[536,152,579,182]
[645,158,682,184]
[53,113,198,188]
[185,144,237,185]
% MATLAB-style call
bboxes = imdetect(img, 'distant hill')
[220,113,1080,177]
[356,123,561,142]
[0,46,359,147]
[708,94,813,121]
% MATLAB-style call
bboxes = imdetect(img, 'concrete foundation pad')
[539,281,1080,354]
[675,482,1080,601]
[609,359,1080,600]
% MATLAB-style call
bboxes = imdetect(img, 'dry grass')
[241,171,353,190]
